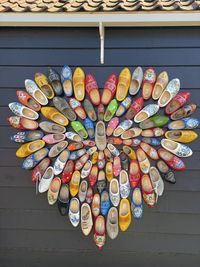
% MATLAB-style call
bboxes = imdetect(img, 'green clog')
[139,115,169,129]
[71,121,88,139]
[104,99,118,122]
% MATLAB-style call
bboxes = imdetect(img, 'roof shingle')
[0,0,200,12]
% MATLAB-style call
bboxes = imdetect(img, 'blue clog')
[84,118,94,138]
[141,137,161,146]
[131,188,143,219]
[22,148,49,170]
[10,130,44,143]
[61,65,73,97]
[100,190,110,216]
[168,117,199,130]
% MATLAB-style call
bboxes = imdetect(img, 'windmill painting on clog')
[8,65,198,250]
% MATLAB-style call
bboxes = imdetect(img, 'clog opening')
[135,111,148,122]
[101,89,112,104]
[143,83,152,99]
[27,131,42,140]
[157,160,169,174]
[130,80,139,94]
[35,148,47,161]
[70,199,79,213]
[22,118,38,129]
[27,98,40,110]
[152,84,163,100]
[169,120,185,130]
[159,91,170,106]
[133,189,142,205]
[41,84,53,98]
[96,216,105,233]
[159,150,173,160]
[130,161,139,175]
[51,179,61,193]
[150,168,160,183]
[29,140,44,151]
[63,80,72,95]
[52,114,67,125]
[163,139,178,150]
[35,90,46,104]
[111,180,118,193]
[137,149,146,161]
[59,185,69,201]
[59,150,68,162]
[120,171,128,184]
[43,167,53,180]
[141,175,152,191]
[120,201,128,216]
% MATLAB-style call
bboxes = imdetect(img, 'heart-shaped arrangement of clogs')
[8,66,199,250]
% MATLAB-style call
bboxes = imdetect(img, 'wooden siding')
[0,27,200,267]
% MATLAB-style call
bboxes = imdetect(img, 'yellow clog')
[116,68,131,101]
[35,72,54,99]
[123,146,136,159]
[106,161,113,182]
[119,199,131,232]
[91,151,98,165]
[70,170,80,197]
[165,130,198,143]
[73,67,85,101]
[41,107,69,126]
[16,140,45,158]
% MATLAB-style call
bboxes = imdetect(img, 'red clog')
[8,116,38,130]
[94,215,106,250]
[142,68,156,100]
[16,90,41,112]
[101,74,118,105]
[107,137,123,145]
[125,97,144,120]
[62,160,74,183]
[69,98,86,120]
[129,159,141,188]
[32,158,50,182]
[86,187,94,204]
[141,174,156,207]
[85,74,100,106]
[88,165,98,187]
[68,142,83,151]
[140,142,159,160]
[165,92,191,115]
[158,148,186,171]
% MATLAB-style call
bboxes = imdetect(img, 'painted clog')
[73,67,85,101]
[104,99,118,122]
[139,115,169,130]
[141,137,161,146]
[81,160,92,179]
[125,97,144,120]
[107,144,119,156]
[98,151,106,170]
[67,142,83,152]
[106,117,119,137]
[16,90,41,112]
[106,207,119,240]
[38,166,54,193]
[47,177,61,205]
[141,127,165,137]
[152,71,168,100]
[9,102,39,120]
[22,148,49,170]
[75,153,89,170]
[91,151,98,164]
[10,130,44,143]
[95,121,106,151]
[70,170,81,197]
[121,127,142,139]
[57,184,70,216]
[81,203,93,236]
[131,188,143,219]
[16,139,45,158]
[116,96,132,117]
[116,67,131,101]
[122,146,136,160]
[161,139,192,157]
[48,67,63,96]
[165,130,198,143]
[140,142,159,160]
[156,160,176,184]
[113,156,121,177]
[48,141,68,158]
[101,74,117,105]
[84,118,94,139]
[83,99,97,122]
[134,104,159,123]
[120,152,129,172]
[85,74,100,105]
[165,92,191,115]
[158,148,186,170]
[61,65,73,96]
[142,67,156,100]
[158,78,180,107]
[86,187,93,205]
[129,159,141,188]
[39,121,66,134]
[42,133,65,144]
[25,79,48,106]
[71,121,88,139]
[78,180,88,202]
[41,107,68,126]
[8,116,38,130]
[97,170,106,193]
[170,104,196,121]
[141,174,156,207]
[149,167,164,200]
[122,138,141,147]
[113,119,133,137]
[69,197,80,227]
[32,158,50,182]
[105,161,113,182]
[88,165,98,187]
[35,72,54,99]
[94,215,106,250]
[53,150,70,175]
[129,66,143,95]
[53,96,76,121]
[107,137,123,145]
[109,178,120,207]
[65,131,82,142]
[62,160,74,184]
[69,98,86,120]
[100,190,110,216]
[119,170,130,199]
[119,199,131,232]
[168,117,199,130]
[136,148,150,174]
[92,193,100,217]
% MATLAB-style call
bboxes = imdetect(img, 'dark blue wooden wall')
[0,27,200,267]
